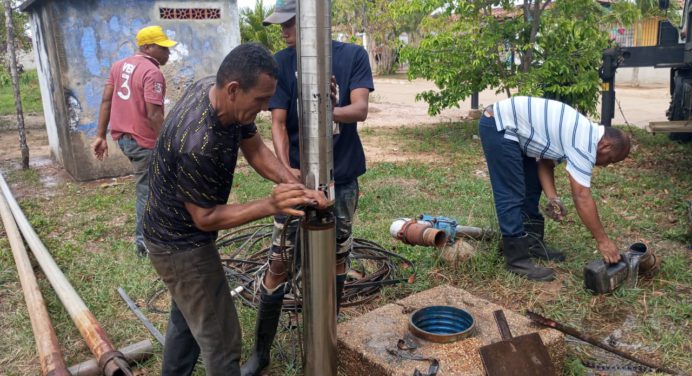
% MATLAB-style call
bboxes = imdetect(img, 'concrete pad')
[338,285,565,375]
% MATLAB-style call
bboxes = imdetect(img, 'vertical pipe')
[0,173,132,376]
[471,92,479,110]
[296,0,337,375]
[0,179,70,376]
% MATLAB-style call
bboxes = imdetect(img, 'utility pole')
[296,0,337,374]
[3,0,29,169]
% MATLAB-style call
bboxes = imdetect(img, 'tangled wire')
[147,222,415,313]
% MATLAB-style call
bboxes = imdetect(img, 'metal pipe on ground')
[390,219,447,248]
[296,0,337,374]
[68,340,153,376]
[0,173,133,376]
[0,180,70,376]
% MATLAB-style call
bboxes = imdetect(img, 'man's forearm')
[243,136,299,184]
[571,182,609,243]
[96,101,111,139]
[538,159,558,198]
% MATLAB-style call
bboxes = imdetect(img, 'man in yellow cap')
[92,25,176,258]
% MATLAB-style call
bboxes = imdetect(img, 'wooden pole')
[2,0,30,169]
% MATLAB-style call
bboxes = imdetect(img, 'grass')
[0,69,44,116]
[0,123,690,375]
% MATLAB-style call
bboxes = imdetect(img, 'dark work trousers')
[146,241,242,376]
[478,114,543,237]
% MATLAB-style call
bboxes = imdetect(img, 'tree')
[333,0,427,75]
[240,0,283,53]
[395,0,611,116]
[0,0,30,67]
[3,0,29,169]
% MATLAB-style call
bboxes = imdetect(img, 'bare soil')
[0,80,670,176]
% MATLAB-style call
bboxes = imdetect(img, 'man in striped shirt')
[479,96,631,281]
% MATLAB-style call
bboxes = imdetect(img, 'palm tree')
[240,0,284,53]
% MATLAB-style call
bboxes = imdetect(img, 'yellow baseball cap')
[136,26,177,48]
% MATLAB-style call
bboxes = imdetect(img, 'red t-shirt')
[106,53,165,149]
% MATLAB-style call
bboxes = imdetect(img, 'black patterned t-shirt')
[143,76,257,250]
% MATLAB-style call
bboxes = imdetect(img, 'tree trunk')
[3,0,30,169]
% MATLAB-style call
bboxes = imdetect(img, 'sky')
[237,0,259,11]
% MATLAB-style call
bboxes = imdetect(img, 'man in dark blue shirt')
[241,1,374,375]
[143,43,326,376]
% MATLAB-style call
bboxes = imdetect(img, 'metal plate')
[479,333,556,376]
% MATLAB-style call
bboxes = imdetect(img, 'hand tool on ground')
[479,310,556,376]
[526,311,679,375]
[118,287,165,346]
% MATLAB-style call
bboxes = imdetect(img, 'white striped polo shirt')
[492,96,604,188]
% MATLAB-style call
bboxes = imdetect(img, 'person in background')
[241,1,374,375]
[91,25,176,257]
[478,96,631,282]
[142,43,327,376]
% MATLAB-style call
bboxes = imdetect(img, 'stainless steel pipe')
[0,173,132,376]
[296,0,337,374]
[0,178,70,376]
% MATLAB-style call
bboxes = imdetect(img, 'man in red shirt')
[91,25,176,257]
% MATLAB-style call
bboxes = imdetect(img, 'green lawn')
[0,69,44,116]
[0,124,690,375]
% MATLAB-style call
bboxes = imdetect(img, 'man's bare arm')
[145,102,165,136]
[568,173,620,263]
[333,88,369,123]
[92,84,114,160]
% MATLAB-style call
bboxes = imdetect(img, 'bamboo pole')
[0,176,69,375]
[0,173,133,376]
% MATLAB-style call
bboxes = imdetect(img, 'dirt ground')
[0,79,672,168]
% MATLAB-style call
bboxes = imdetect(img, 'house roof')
[19,0,43,12]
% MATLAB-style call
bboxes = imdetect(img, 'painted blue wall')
[54,0,239,136]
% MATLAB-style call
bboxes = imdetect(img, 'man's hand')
[543,197,567,222]
[289,167,301,181]
[304,188,330,209]
[330,76,338,108]
[270,183,326,216]
[92,137,109,160]
[597,238,620,264]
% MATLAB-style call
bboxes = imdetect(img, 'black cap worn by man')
[262,0,296,25]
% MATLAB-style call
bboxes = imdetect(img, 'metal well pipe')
[0,173,132,376]
[296,0,337,374]
[0,179,70,376]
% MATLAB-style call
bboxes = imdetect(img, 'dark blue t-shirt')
[269,41,374,184]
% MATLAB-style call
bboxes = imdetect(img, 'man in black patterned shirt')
[143,43,327,376]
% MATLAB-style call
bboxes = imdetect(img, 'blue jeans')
[478,115,543,237]
[117,135,151,248]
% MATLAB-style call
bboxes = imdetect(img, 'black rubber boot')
[523,218,565,262]
[336,274,347,316]
[502,235,556,281]
[241,284,284,376]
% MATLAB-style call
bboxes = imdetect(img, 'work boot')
[241,283,285,376]
[523,218,565,262]
[502,235,555,281]
[336,274,347,316]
